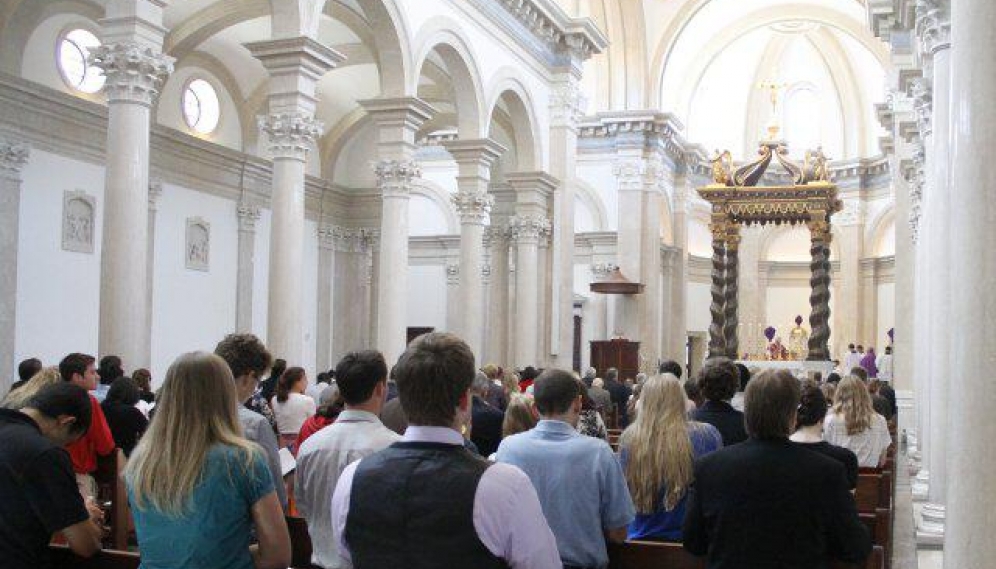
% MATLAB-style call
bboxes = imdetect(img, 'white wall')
[150,183,238,382]
[876,281,895,349]
[15,149,105,367]
[407,265,447,331]
[686,282,711,333]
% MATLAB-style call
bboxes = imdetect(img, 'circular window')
[182,79,221,134]
[58,29,105,93]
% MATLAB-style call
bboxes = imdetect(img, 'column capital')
[909,78,933,140]
[374,159,421,198]
[360,227,380,253]
[453,190,494,225]
[441,138,507,170]
[259,112,322,160]
[807,217,831,242]
[590,262,616,281]
[90,42,173,106]
[613,156,664,193]
[916,0,951,57]
[0,141,30,177]
[148,180,163,211]
[237,202,261,232]
[317,224,337,250]
[835,199,866,227]
[725,224,742,250]
[509,213,551,243]
[245,37,344,115]
[549,77,586,129]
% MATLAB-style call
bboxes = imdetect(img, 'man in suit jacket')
[683,369,871,569]
[470,372,504,456]
[691,358,748,446]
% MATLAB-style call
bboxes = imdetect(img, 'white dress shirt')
[295,409,400,569]
[331,426,561,569]
[823,411,892,467]
[270,392,316,435]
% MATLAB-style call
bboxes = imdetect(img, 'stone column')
[443,139,505,358]
[736,226,763,357]
[235,202,260,333]
[723,225,741,359]
[91,0,173,369]
[613,158,645,341]
[0,140,28,392]
[946,0,996,564]
[247,38,343,364]
[359,98,435,365]
[919,0,953,543]
[331,229,364,359]
[509,214,551,367]
[316,224,337,372]
[362,230,379,350]
[486,182,516,366]
[708,216,727,359]
[806,217,832,361]
[668,181,690,360]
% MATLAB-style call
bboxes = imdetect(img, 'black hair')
[105,377,141,406]
[214,333,272,379]
[18,358,42,382]
[270,359,287,380]
[533,369,581,416]
[98,355,124,385]
[59,353,95,382]
[316,372,330,385]
[335,350,388,406]
[698,358,739,402]
[736,363,751,392]
[27,383,92,437]
[658,359,683,379]
[796,381,829,428]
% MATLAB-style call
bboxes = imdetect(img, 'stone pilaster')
[509,214,552,367]
[0,140,28,393]
[235,202,260,333]
[91,0,173,369]
[316,224,337,371]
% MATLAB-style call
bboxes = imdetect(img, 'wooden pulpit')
[590,339,640,380]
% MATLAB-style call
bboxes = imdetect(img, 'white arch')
[411,17,487,138]
[484,69,544,171]
[411,177,459,234]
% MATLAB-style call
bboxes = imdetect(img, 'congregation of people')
[0,332,901,569]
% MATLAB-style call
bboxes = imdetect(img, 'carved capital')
[237,202,261,232]
[549,79,586,128]
[90,42,173,105]
[259,113,322,160]
[374,159,420,198]
[0,141,30,176]
[613,157,664,192]
[453,191,494,225]
[508,214,551,244]
[317,224,337,250]
[909,78,933,140]
[916,0,951,57]
[360,228,380,253]
[835,199,866,227]
[590,262,616,281]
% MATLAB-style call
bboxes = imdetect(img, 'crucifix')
[758,79,788,140]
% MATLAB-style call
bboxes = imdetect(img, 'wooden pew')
[93,448,131,550]
[607,540,885,569]
[49,544,140,569]
[856,471,892,512]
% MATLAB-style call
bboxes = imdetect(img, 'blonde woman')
[619,374,722,541]
[501,394,537,439]
[125,352,290,569]
[823,376,892,468]
[1,367,61,409]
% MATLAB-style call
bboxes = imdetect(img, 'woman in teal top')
[125,351,290,569]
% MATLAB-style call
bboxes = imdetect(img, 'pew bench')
[49,544,139,569]
[607,540,886,569]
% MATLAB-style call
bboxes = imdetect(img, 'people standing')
[270,367,316,449]
[60,353,115,499]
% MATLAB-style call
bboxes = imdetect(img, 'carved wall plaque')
[185,217,210,271]
[62,190,95,254]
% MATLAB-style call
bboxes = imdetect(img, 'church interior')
[1,0,992,568]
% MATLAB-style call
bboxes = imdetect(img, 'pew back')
[607,541,886,569]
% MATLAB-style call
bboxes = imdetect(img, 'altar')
[736,359,834,380]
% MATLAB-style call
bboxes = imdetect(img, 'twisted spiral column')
[723,225,741,359]
[807,220,832,360]
[708,221,727,359]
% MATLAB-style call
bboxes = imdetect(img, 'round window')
[182,79,221,134]
[58,29,105,93]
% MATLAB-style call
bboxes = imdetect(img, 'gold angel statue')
[709,150,733,185]
[804,146,830,182]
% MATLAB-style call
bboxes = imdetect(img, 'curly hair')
[213,334,272,379]
[698,358,739,402]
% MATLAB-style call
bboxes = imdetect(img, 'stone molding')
[590,262,616,281]
[579,111,685,161]
[0,140,29,177]
[89,42,174,106]
[258,112,322,161]
[509,213,551,243]
[374,159,421,199]
[237,202,261,232]
[446,262,460,285]
[453,190,494,224]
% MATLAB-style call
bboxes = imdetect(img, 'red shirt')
[294,415,336,454]
[65,394,116,474]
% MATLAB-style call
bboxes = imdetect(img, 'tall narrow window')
[182,79,221,134]
[58,29,104,93]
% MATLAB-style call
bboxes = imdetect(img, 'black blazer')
[691,401,748,446]
[683,438,871,569]
[470,396,504,457]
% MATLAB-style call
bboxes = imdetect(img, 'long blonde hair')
[833,376,875,435]
[619,374,696,513]
[125,352,258,515]
[502,394,537,438]
[2,367,61,409]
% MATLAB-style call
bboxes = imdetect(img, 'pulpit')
[590,339,640,380]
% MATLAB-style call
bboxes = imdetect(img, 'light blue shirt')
[496,420,635,568]
[128,444,274,569]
